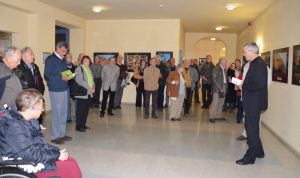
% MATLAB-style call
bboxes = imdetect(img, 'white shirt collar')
[54,51,63,60]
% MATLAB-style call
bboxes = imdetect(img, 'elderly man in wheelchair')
[0,89,82,178]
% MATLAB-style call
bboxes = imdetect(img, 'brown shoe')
[51,138,65,145]
[236,135,247,141]
[61,135,73,141]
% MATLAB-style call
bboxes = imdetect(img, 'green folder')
[61,70,75,80]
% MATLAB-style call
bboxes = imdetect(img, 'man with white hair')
[236,42,268,165]
[0,46,22,108]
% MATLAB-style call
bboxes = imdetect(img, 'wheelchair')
[0,160,37,178]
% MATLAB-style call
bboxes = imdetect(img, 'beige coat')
[143,66,160,91]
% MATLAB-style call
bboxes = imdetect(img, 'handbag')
[130,76,139,85]
[69,66,87,96]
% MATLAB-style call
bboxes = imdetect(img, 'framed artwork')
[292,45,300,85]
[261,51,271,67]
[93,52,119,62]
[156,51,173,63]
[272,47,289,83]
[124,52,151,72]
[43,52,51,64]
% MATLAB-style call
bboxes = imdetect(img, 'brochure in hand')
[61,70,76,80]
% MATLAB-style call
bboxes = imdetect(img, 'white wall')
[85,19,182,103]
[185,33,237,63]
[237,0,300,155]
[0,0,85,111]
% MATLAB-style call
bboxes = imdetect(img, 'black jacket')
[242,56,268,112]
[18,61,45,95]
[156,62,169,85]
[0,108,60,172]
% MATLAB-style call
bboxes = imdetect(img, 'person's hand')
[62,76,69,81]
[202,76,207,81]
[58,150,69,161]
[221,87,226,93]
[235,71,240,78]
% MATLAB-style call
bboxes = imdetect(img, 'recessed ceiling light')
[92,7,102,13]
[216,26,223,31]
[226,3,236,11]
[159,4,164,8]
[211,38,216,41]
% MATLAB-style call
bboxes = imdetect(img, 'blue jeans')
[67,89,72,121]
[49,90,68,140]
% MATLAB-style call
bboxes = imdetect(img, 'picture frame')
[156,51,173,63]
[124,52,151,72]
[292,45,300,86]
[261,51,271,67]
[93,52,119,63]
[43,52,51,64]
[272,47,289,83]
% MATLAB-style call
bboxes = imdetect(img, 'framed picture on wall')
[93,52,119,62]
[272,47,289,83]
[124,52,151,72]
[292,45,300,86]
[43,52,51,64]
[261,51,271,67]
[156,51,173,63]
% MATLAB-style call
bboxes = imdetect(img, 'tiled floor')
[42,104,300,178]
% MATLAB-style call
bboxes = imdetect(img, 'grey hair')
[245,42,259,54]
[2,46,20,58]
[56,41,68,49]
[21,46,33,55]
[109,57,115,61]
[219,57,226,63]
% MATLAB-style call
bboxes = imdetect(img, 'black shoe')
[209,118,215,123]
[177,118,182,121]
[67,120,72,123]
[184,112,190,117]
[152,114,158,119]
[215,117,226,121]
[83,125,91,130]
[171,118,176,121]
[237,121,242,124]
[61,135,72,141]
[100,113,105,118]
[256,154,265,158]
[76,128,86,132]
[195,101,200,103]
[116,106,122,109]
[108,112,114,116]
[144,114,149,119]
[51,138,65,145]
[202,105,207,109]
[163,105,168,108]
[236,158,255,165]
[236,135,247,141]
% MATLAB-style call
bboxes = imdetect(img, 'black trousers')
[92,78,102,106]
[194,81,200,102]
[101,88,115,114]
[157,84,165,108]
[184,88,193,113]
[202,83,213,107]
[144,90,158,115]
[75,97,91,129]
[244,111,264,161]
[136,84,145,107]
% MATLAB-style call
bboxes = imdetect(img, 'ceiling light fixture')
[226,3,236,11]
[92,7,102,13]
[216,26,223,31]
[211,38,216,41]
[159,4,164,8]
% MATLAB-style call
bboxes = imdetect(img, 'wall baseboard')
[262,121,300,159]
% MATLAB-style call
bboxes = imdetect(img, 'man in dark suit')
[236,42,268,165]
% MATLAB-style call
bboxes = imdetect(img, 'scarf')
[182,68,191,88]
[82,65,94,88]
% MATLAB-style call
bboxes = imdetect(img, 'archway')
[192,37,227,64]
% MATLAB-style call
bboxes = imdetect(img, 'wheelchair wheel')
[0,173,32,178]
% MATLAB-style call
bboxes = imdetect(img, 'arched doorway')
[192,37,227,64]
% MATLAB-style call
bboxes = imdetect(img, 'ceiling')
[38,0,276,33]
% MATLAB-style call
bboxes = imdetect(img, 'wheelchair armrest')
[0,160,37,167]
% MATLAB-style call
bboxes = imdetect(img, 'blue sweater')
[44,53,68,92]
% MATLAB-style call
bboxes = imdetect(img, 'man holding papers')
[236,42,268,165]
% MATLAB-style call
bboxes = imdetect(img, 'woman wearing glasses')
[0,89,82,177]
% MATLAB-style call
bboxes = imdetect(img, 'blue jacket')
[0,108,60,172]
[44,53,68,92]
